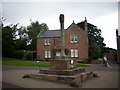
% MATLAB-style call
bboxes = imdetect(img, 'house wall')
[37,23,88,62]
[37,38,53,60]
[37,37,61,60]
[65,23,88,62]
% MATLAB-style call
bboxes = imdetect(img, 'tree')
[77,21,106,60]
[2,26,15,57]
[27,21,49,51]
[2,20,49,59]
[2,24,28,58]
[14,26,28,50]
[10,23,19,40]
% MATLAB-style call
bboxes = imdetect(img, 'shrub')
[86,58,92,64]
[26,52,33,60]
[13,50,24,59]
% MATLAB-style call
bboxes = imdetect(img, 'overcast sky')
[1,1,119,49]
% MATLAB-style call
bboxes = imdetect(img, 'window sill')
[70,57,79,58]
[44,45,50,46]
[70,42,78,44]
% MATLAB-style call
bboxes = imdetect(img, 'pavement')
[2,60,119,89]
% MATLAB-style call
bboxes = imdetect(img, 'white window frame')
[74,49,78,57]
[71,49,78,57]
[45,39,51,45]
[70,35,78,43]
[45,51,48,58]
[45,50,51,58]
[71,49,74,57]
[74,36,78,43]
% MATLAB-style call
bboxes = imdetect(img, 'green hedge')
[25,52,33,60]
[12,50,24,59]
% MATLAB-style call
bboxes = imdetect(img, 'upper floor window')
[70,35,78,43]
[45,39,51,45]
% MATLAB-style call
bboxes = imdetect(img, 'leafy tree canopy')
[77,21,106,60]
[27,21,49,51]
[2,20,49,58]
[2,26,15,57]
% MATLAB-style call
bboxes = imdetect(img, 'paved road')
[2,61,118,71]
[2,82,25,88]
[2,60,119,88]
[2,64,48,70]
[82,60,119,88]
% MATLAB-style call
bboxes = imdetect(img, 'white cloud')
[1,0,120,2]
[90,12,118,49]
[2,2,118,49]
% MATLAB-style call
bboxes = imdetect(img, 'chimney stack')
[85,17,88,32]
[84,17,89,58]
[59,14,65,57]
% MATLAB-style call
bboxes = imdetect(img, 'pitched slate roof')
[39,30,61,38]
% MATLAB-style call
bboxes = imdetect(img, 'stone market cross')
[23,14,96,87]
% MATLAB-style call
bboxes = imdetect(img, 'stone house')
[37,17,88,62]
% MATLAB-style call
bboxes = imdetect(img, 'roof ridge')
[48,29,60,31]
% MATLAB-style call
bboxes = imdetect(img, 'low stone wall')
[92,60,102,64]
[39,67,85,75]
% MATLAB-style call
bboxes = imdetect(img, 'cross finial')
[85,17,87,21]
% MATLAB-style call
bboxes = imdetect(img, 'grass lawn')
[2,57,49,67]
[76,63,91,67]
[2,57,91,67]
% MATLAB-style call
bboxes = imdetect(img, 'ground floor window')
[71,49,78,57]
[45,50,51,58]
[56,52,61,57]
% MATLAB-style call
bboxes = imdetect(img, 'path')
[81,60,119,88]
[2,60,119,88]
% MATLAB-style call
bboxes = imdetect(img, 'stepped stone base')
[23,59,96,87]
[25,71,94,86]
[39,67,85,75]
